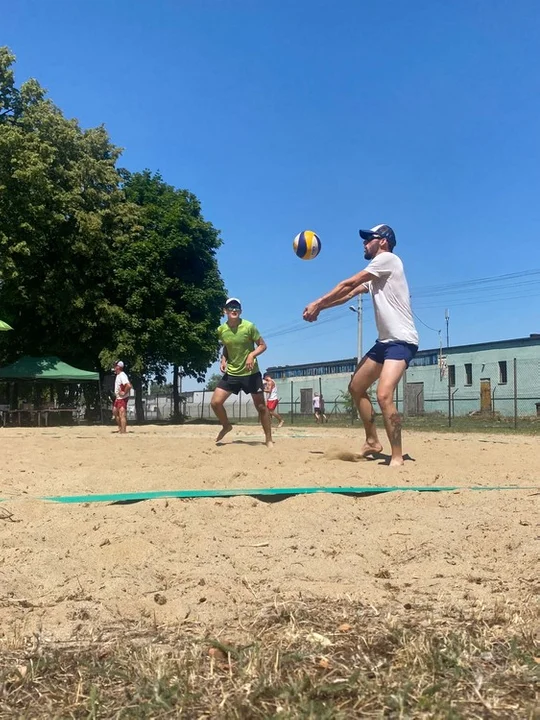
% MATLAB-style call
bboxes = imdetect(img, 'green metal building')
[266,334,540,418]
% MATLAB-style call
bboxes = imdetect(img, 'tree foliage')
[108,170,226,383]
[0,48,227,421]
[205,373,222,391]
[0,46,133,370]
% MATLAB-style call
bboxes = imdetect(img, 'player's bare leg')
[252,393,273,447]
[117,406,128,434]
[349,357,384,456]
[211,387,233,442]
[376,359,408,466]
[270,408,284,427]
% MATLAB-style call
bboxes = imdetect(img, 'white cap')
[225,297,242,307]
[115,360,124,368]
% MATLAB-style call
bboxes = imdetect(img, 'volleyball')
[293,230,321,260]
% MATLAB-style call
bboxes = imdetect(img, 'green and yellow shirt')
[218,320,261,376]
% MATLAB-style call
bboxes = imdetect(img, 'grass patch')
[1,599,538,718]
[229,414,540,435]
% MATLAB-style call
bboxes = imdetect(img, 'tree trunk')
[172,364,181,421]
[132,374,145,423]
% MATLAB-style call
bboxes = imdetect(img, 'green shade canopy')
[0,321,13,331]
[0,356,99,381]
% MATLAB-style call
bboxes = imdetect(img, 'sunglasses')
[226,306,241,312]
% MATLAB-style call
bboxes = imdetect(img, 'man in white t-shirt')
[112,360,132,434]
[303,224,418,466]
[312,393,328,424]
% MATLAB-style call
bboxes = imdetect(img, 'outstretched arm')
[324,282,370,309]
[303,270,375,321]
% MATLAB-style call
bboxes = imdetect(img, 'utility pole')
[445,309,451,427]
[349,294,363,362]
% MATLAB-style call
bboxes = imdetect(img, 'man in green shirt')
[211,297,273,447]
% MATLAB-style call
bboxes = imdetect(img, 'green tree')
[103,170,227,420]
[205,373,222,391]
[339,389,355,416]
[0,49,226,423]
[0,47,134,378]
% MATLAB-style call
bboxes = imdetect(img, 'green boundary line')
[33,485,539,504]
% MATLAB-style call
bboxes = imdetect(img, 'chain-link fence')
[401,357,540,431]
[14,357,532,431]
[164,357,540,433]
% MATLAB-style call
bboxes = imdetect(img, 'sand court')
[0,425,538,642]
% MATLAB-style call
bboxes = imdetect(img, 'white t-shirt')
[364,253,419,345]
[313,396,321,410]
[115,371,130,398]
[265,379,278,401]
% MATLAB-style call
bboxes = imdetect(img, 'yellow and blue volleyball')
[293,230,321,260]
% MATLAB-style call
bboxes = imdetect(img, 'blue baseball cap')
[359,224,396,250]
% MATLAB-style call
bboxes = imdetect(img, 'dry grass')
[0,598,538,719]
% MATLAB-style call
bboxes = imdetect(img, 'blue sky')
[3,0,540,388]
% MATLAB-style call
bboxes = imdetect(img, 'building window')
[465,363,472,386]
[410,353,438,367]
[498,361,508,384]
[448,365,456,387]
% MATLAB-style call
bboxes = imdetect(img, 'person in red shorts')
[263,373,284,427]
[113,361,132,434]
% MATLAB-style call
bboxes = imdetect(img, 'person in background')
[263,372,284,428]
[113,361,132,434]
[313,392,327,424]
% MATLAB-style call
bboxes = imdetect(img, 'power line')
[412,310,440,334]
[414,290,540,310]
[257,267,540,346]
[410,268,540,296]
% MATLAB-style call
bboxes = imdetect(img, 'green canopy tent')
[0,356,103,424]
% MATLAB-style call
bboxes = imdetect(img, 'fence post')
[402,371,407,419]
[290,381,293,424]
[350,373,355,425]
[452,388,458,419]
[201,390,206,419]
[447,360,452,427]
[513,358,517,429]
[239,392,242,423]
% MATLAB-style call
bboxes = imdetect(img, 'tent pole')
[98,377,104,425]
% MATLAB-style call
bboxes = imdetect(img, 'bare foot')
[265,439,274,448]
[360,441,383,457]
[216,424,233,443]
[278,421,284,428]
[389,456,404,467]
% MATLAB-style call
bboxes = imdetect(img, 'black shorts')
[217,372,264,395]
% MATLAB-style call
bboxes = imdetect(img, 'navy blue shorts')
[366,341,418,368]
